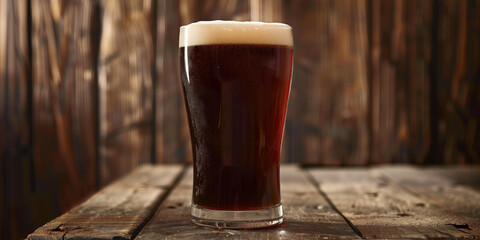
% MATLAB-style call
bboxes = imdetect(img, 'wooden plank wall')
[30,0,98,228]
[432,0,480,164]
[98,0,154,186]
[369,0,432,164]
[284,0,369,166]
[156,0,189,165]
[0,1,32,238]
[1,0,480,239]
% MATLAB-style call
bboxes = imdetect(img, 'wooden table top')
[28,164,480,239]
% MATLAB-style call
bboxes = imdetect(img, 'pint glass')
[179,21,293,229]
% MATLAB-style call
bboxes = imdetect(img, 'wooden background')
[1,0,479,238]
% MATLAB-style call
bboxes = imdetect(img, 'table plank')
[424,166,480,191]
[377,165,480,222]
[309,168,480,239]
[136,165,360,239]
[28,164,184,240]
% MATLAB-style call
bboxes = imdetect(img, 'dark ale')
[180,21,293,228]
[180,43,293,210]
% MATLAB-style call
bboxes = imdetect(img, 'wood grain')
[309,167,480,238]
[26,165,480,239]
[420,166,480,191]
[28,165,183,240]
[284,0,369,166]
[136,165,359,239]
[378,165,480,222]
[250,0,283,22]
[30,0,99,233]
[98,0,155,185]
[433,0,480,164]
[0,0,33,238]
[156,0,190,164]
[369,0,432,164]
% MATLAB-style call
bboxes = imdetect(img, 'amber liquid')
[180,44,293,210]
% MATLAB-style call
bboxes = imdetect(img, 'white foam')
[179,21,293,47]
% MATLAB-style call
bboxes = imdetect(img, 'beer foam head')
[179,21,293,47]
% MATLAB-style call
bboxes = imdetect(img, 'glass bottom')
[191,203,283,229]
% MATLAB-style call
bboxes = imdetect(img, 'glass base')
[191,203,283,229]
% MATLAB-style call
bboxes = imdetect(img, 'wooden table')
[28,164,480,239]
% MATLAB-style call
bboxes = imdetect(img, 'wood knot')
[366,192,379,197]
[51,224,65,232]
[447,223,470,229]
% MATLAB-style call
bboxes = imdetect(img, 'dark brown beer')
[180,44,293,211]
